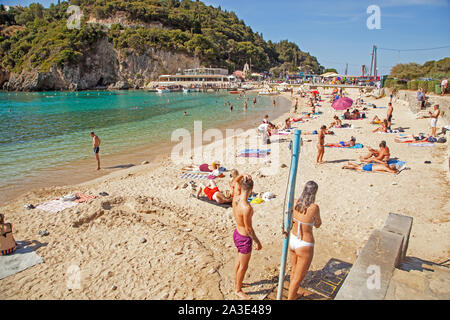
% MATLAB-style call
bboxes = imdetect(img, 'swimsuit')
[93,147,100,154]
[199,163,211,172]
[290,217,315,250]
[203,187,219,201]
[363,164,373,172]
[233,229,252,254]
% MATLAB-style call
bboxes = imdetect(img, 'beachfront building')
[158,67,232,85]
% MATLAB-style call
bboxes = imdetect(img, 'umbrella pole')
[276,130,302,300]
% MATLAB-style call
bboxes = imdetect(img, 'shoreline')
[0,92,291,206]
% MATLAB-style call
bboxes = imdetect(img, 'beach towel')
[74,193,97,203]
[180,173,216,180]
[387,159,407,172]
[35,199,78,213]
[195,196,232,208]
[408,143,435,147]
[237,149,271,158]
[276,130,291,135]
[0,241,44,280]
[325,143,364,149]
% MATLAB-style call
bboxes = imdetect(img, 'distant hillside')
[389,57,450,80]
[0,0,323,90]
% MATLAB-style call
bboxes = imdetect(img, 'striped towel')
[74,193,97,203]
[35,199,78,213]
[179,173,215,180]
[326,143,364,149]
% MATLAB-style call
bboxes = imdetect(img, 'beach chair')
[0,214,17,256]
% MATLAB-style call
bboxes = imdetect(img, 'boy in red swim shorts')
[196,181,232,204]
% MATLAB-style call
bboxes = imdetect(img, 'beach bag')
[1,214,17,256]
[428,137,437,143]
[437,137,447,143]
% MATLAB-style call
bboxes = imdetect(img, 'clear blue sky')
[2,0,450,75]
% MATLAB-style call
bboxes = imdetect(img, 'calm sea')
[0,90,282,197]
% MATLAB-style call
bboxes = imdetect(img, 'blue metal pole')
[276,129,301,300]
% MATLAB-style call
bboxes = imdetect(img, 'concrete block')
[382,213,413,265]
[335,230,403,300]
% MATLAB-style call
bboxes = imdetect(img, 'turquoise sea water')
[0,90,277,188]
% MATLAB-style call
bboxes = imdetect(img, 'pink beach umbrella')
[332,97,353,111]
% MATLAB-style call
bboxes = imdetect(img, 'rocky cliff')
[2,38,200,91]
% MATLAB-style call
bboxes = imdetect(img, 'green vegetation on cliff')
[389,58,450,80]
[0,0,323,76]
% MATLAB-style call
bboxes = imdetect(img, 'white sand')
[0,88,448,299]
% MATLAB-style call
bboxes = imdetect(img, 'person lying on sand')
[232,175,262,300]
[394,133,428,143]
[360,141,390,164]
[182,161,220,173]
[325,136,356,147]
[373,119,388,133]
[196,180,232,204]
[342,162,399,174]
[344,109,352,120]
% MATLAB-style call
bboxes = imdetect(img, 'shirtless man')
[429,105,440,137]
[360,141,390,165]
[316,125,327,164]
[386,102,394,130]
[232,175,262,300]
[90,132,101,170]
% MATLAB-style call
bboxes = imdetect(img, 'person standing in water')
[90,132,101,170]
[233,175,262,300]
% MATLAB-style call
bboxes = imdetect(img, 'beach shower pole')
[276,129,301,300]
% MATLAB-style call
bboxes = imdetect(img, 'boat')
[229,90,244,95]
[156,87,170,93]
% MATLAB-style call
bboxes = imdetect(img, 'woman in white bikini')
[288,181,322,300]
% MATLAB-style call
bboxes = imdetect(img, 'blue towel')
[239,149,271,154]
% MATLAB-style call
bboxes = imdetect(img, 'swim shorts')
[204,187,219,201]
[94,147,100,154]
[339,141,346,147]
[430,118,437,128]
[233,229,253,254]
[363,164,373,172]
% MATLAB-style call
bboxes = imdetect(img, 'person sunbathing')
[325,136,356,147]
[371,115,381,124]
[196,180,232,204]
[394,133,428,143]
[373,119,388,133]
[283,118,292,130]
[329,115,343,128]
[342,162,399,174]
[360,141,390,164]
[182,161,220,173]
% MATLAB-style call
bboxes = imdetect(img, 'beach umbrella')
[332,97,353,110]
[311,90,319,94]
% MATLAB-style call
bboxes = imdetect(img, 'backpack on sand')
[1,214,17,255]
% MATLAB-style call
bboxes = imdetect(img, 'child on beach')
[232,175,262,300]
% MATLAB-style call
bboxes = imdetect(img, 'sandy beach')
[0,88,448,300]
